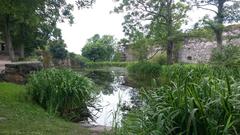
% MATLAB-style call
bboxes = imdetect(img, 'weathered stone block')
[3,61,43,84]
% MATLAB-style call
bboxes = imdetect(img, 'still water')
[79,67,139,126]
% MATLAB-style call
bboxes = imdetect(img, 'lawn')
[0,82,89,135]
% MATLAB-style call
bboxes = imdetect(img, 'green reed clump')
[116,65,240,135]
[127,62,163,87]
[27,68,95,122]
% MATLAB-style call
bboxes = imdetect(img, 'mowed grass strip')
[0,82,89,135]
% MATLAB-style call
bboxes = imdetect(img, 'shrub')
[27,68,94,122]
[113,51,124,62]
[149,53,167,65]
[210,45,240,66]
[69,53,90,67]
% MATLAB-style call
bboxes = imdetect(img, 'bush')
[210,45,240,66]
[113,51,124,62]
[27,69,94,121]
[117,66,240,135]
[149,53,167,65]
[69,53,90,67]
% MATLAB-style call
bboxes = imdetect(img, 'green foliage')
[0,0,75,60]
[82,34,115,62]
[117,65,240,135]
[130,36,151,61]
[211,45,240,66]
[27,69,95,121]
[69,53,90,67]
[86,61,132,68]
[49,40,68,60]
[186,26,214,40]
[114,0,189,64]
[112,51,123,62]
[187,0,240,48]
[0,83,89,134]
[149,53,167,65]
[75,0,95,8]
[127,62,162,87]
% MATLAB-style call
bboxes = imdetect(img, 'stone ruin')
[123,25,240,63]
[0,61,43,84]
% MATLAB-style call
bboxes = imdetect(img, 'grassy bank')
[0,83,88,135]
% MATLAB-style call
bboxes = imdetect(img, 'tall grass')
[27,68,95,122]
[127,62,162,87]
[117,65,240,135]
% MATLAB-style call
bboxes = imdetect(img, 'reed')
[117,65,240,135]
[27,68,95,121]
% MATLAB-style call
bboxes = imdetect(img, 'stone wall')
[178,39,217,63]
[178,37,240,63]
[1,61,43,84]
[124,26,240,63]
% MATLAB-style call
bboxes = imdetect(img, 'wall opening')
[187,56,192,60]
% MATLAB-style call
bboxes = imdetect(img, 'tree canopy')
[114,0,189,64]
[0,0,95,61]
[189,0,240,49]
[82,34,115,62]
[49,40,68,60]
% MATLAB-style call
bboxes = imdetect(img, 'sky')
[58,0,125,54]
[58,0,215,54]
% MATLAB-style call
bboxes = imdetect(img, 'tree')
[82,34,115,62]
[190,0,240,49]
[0,0,95,61]
[0,0,40,60]
[76,0,96,8]
[49,40,68,60]
[114,0,189,64]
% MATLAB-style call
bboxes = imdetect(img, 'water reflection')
[84,69,139,126]
[86,70,114,95]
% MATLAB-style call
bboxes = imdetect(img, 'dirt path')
[80,122,112,135]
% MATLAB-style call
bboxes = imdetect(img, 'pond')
[76,67,139,126]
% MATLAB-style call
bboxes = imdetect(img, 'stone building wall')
[178,39,217,63]
[122,25,240,63]
[178,26,240,63]
[178,37,240,63]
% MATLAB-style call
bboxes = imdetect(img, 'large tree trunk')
[166,0,174,65]
[20,24,25,58]
[20,44,24,58]
[216,30,223,49]
[215,0,224,49]
[4,15,15,61]
[167,40,174,65]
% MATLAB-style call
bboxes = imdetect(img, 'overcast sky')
[58,0,215,54]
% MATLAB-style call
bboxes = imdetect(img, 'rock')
[0,117,7,122]
[3,61,43,84]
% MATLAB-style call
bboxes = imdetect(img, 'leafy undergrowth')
[0,83,89,135]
